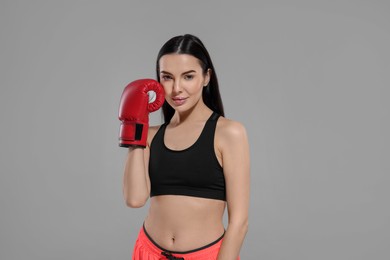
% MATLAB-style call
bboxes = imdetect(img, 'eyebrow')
[160,70,196,75]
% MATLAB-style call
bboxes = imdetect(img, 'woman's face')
[159,54,210,113]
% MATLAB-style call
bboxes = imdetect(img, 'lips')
[171,96,188,106]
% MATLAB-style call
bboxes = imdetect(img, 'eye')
[184,74,194,80]
[161,75,172,81]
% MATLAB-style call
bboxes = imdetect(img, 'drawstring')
[161,251,184,260]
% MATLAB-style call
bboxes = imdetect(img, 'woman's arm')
[216,120,250,260]
[122,126,158,208]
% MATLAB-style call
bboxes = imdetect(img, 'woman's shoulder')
[216,116,248,144]
[147,124,165,146]
[149,124,163,134]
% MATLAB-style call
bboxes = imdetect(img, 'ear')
[204,68,212,86]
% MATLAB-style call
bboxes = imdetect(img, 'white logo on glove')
[147,90,157,104]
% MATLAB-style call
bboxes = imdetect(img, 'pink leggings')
[132,226,240,260]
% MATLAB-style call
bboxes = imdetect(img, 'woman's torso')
[144,196,225,252]
[144,111,226,252]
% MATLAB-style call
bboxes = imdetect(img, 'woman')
[120,34,250,260]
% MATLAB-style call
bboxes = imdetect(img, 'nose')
[172,80,182,94]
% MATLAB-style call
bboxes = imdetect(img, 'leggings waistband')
[142,224,225,254]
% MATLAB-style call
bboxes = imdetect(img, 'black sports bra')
[149,112,226,201]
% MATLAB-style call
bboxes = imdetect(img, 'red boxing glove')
[118,79,165,147]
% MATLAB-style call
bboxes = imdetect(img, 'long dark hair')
[156,34,224,123]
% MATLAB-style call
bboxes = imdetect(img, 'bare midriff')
[144,195,226,252]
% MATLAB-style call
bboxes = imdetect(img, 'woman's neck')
[170,104,212,126]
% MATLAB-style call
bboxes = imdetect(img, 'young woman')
[119,34,250,260]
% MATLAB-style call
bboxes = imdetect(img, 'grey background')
[1,0,389,259]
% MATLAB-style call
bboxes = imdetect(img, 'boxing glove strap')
[119,121,144,141]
